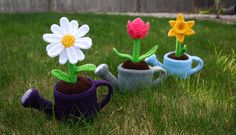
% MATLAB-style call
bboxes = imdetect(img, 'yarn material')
[168,13,195,57]
[145,52,204,79]
[114,17,157,63]
[127,18,150,39]
[21,79,114,121]
[43,17,96,84]
[113,45,158,62]
[168,13,195,43]
[118,64,167,91]
[51,63,97,84]
[76,64,97,72]
[168,52,188,60]
[43,17,92,65]
[94,63,167,91]
[175,40,187,57]
[21,89,53,116]
[122,60,149,70]
[57,76,92,94]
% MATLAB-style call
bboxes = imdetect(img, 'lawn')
[0,13,235,134]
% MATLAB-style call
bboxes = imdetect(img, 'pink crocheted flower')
[127,18,150,39]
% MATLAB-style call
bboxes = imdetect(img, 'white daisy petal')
[74,47,85,61]
[75,24,89,38]
[43,17,91,64]
[74,37,92,49]
[70,20,79,34]
[43,34,61,43]
[46,43,56,52]
[59,50,68,64]
[66,47,79,64]
[51,24,64,36]
[60,17,70,34]
[47,44,64,57]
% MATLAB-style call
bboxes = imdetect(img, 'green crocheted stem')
[132,39,140,62]
[76,64,97,73]
[138,45,158,61]
[51,63,97,84]
[51,63,77,84]
[175,40,187,57]
[113,48,132,60]
[67,63,77,83]
[113,41,158,63]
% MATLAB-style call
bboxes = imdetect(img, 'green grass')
[0,13,235,134]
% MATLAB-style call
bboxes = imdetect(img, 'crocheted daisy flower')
[43,17,92,64]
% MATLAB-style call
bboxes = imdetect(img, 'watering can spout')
[145,54,163,67]
[95,64,118,87]
[21,88,53,116]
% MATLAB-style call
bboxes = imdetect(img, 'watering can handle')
[189,56,204,75]
[94,80,113,111]
[152,66,167,86]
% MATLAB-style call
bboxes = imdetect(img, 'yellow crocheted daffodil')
[168,13,195,43]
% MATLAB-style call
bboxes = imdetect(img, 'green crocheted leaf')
[113,48,132,60]
[181,44,187,54]
[51,69,72,83]
[76,64,97,73]
[138,45,158,61]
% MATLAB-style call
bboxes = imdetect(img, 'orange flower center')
[174,22,187,34]
[61,35,75,48]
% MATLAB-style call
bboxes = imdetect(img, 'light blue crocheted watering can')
[145,52,204,79]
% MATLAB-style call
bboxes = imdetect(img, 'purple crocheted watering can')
[22,79,113,121]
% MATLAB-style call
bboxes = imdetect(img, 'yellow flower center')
[174,22,187,34]
[61,35,75,48]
